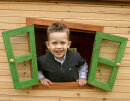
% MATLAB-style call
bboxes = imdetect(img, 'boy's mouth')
[55,49,63,55]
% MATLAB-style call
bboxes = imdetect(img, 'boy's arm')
[38,71,45,80]
[38,71,52,87]
[78,62,88,79]
[77,62,88,86]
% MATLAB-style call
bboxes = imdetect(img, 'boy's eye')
[61,42,66,45]
[61,42,65,44]
[52,42,57,45]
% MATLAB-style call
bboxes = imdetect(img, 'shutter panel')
[88,31,128,91]
[2,25,39,89]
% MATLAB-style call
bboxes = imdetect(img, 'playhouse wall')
[0,1,130,101]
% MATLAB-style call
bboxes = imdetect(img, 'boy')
[38,23,88,87]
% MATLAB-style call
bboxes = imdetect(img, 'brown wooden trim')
[2,0,130,3]
[26,17,104,32]
[32,82,93,89]
[103,0,130,2]
[2,0,130,6]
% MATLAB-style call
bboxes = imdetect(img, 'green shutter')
[88,31,128,91]
[2,25,39,89]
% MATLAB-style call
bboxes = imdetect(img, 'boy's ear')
[68,41,72,48]
[45,41,50,49]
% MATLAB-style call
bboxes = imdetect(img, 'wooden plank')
[0,1,56,5]
[60,97,130,101]
[104,27,130,34]
[0,50,29,57]
[112,34,130,40]
[115,80,130,86]
[0,70,32,76]
[99,47,130,54]
[69,5,130,15]
[94,65,130,73]
[0,76,12,82]
[0,16,25,24]
[0,3,130,15]
[0,62,31,70]
[0,43,5,49]
[0,43,29,50]
[61,95,130,101]
[0,23,25,30]
[62,18,130,28]
[100,40,130,47]
[0,89,130,98]
[0,17,61,25]
[1,10,130,22]
[126,41,130,47]
[95,52,130,61]
[0,70,11,76]
[0,82,14,89]
[0,57,8,63]
[0,95,130,101]
[0,3,69,12]
[0,95,59,101]
[122,54,130,60]
[112,85,130,93]
[0,0,130,5]
[119,60,130,67]
[0,36,28,43]
[95,73,130,80]
[0,63,10,70]
[1,16,130,28]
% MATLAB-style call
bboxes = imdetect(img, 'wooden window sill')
[32,82,93,89]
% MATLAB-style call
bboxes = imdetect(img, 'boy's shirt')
[38,50,88,82]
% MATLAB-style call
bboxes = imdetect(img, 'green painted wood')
[2,25,39,89]
[68,48,77,52]
[88,31,128,91]
[91,80,111,92]
[15,53,32,63]
[98,57,115,67]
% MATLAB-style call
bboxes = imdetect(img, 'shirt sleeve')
[78,62,88,80]
[38,71,45,80]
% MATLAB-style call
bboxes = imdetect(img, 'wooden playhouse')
[0,0,130,101]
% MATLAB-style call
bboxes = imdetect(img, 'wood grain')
[0,1,130,101]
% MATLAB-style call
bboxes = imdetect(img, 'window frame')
[26,17,104,89]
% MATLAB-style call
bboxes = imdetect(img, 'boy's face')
[46,32,71,61]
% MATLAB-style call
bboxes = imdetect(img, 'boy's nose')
[56,44,62,48]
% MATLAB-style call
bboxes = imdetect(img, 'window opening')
[34,24,95,89]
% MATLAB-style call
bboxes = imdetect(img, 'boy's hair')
[47,23,70,40]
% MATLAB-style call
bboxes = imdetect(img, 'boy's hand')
[76,78,87,86]
[40,78,52,87]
